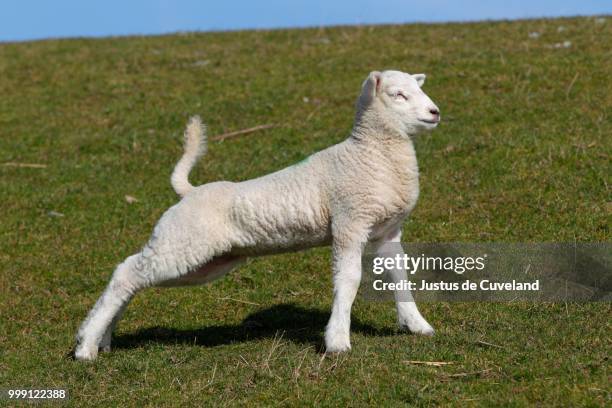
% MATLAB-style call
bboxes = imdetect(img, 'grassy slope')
[0,16,610,406]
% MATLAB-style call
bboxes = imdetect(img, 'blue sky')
[1,0,610,42]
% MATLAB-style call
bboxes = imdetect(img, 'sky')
[1,0,610,42]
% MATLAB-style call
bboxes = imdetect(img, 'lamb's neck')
[351,120,419,173]
[352,111,400,141]
[348,118,420,214]
[380,135,419,179]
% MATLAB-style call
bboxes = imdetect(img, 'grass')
[0,16,610,406]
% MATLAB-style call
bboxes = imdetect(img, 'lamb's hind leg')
[75,251,242,360]
[99,302,127,353]
[157,255,244,287]
[74,254,149,361]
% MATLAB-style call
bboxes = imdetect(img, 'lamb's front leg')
[376,228,434,335]
[325,241,363,353]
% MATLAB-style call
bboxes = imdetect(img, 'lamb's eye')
[395,92,408,101]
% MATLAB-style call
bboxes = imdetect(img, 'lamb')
[74,70,441,361]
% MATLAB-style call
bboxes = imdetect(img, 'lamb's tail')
[171,116,207,197]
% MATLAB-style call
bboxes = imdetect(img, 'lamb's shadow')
[113,303,396,351]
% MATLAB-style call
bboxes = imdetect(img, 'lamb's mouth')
[418,119,439,125]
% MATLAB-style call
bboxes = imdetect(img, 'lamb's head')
[356,70,440,135]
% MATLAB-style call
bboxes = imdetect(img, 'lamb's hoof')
[99,336,112,353]
[325,343,351,353]
[412,325,435,336]
[74,343,98,361]
[324,330,352,353]
[399,319,435,336]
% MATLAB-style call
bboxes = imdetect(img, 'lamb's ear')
[361,71,382,102]
[413,73,426,87]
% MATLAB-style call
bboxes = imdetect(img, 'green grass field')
[1,16,610,406]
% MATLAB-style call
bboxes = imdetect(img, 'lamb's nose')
[429,108,440,116]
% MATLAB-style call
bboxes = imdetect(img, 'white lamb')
[74,70,441,361]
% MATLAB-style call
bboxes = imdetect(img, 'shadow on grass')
[113,303,396,352]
